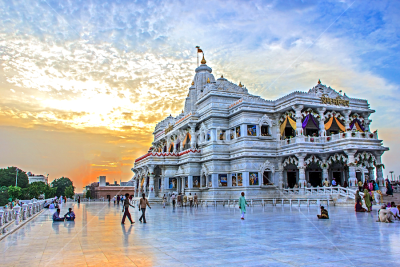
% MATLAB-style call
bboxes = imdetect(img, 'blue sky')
[1,0,399,189]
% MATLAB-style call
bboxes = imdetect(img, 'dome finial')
[201,54,206,64]
[239,82,243,87]
[318,79,321,84]
[207,77,210,83]
[191,80,194,85]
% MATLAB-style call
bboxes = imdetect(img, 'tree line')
[0,167,75,206]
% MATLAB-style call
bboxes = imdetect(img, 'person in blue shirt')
[64,208,75,221]
[53,208,64,221]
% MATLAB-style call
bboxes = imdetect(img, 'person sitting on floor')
[43,201,50,209]
[317,206,329,219]
[49,201,55,209]
[53,208,65,221]
[64,208,76,221]
[387,202,400,220]
[377,205,394,223]
[355,199,367,212]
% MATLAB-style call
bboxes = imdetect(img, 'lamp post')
[15,168,20,187]
[390,171,394,182]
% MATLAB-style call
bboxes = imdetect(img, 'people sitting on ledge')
[317,206,329,219]
[52,208,65,221]
[64,208,76,221]
[43,201,50,209]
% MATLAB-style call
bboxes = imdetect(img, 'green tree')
[64,185,75,198]
[8,186,21,200]
[28,182,48,199]
[51,177,73,197]
[85,190,91,198]
[44,185,56,198]
[0,186,9,206]
[0,167,29,188]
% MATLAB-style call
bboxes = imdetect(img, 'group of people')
[169,192,198,208]
[52,208,75,222]
[121,193,151,224]
[376,202,400,223]
[113,194,134,205]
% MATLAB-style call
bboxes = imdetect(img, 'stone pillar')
[181,177,185,192]
[295,153,307,188]
[212,173,218,188]
[276,159,284,189]
[189,124,197,149]
[0,210,3,227]
[188,175,193,189]
[148,165,156,199]
[344,149,357,187]
[28,203,32,217]
[22,204,28,220]
[13,205,21,225]
[376,166,384,187]
[368,167,375,181]
[343,110,351,130]
[292,105,304,136]
[317,107,326,137]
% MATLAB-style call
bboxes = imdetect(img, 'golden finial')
[191,81,194,85]
[239,82,243,87]
[201,54,206,64]
[182,110,183,113]
[187,93,189,97]
[221,75,224,78]
[207,77,210,83]
[318,79,321,84]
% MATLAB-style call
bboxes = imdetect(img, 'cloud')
[1,0,400,187]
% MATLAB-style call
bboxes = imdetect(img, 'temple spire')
[201,54,206,65]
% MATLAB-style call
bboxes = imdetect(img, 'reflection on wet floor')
[1,202,400,266]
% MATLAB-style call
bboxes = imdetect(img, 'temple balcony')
[279,131,380,148]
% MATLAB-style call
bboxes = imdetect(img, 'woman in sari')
[355,190,366,212]
[386,180,393,197]
[363,181,369,191]
[363,189,372,212]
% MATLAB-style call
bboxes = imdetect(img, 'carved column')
[343,110,351,131]
[292,105,304,136]
[344,149,357,187]
[295,153,307,189]
[190,124,197,149]
[277,158,284,189]
[147,165,156,199]
[317,107,326,137]
[320,154,329,185]
[374,151,385,188]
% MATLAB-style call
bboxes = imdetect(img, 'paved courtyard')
[1,202,400,267]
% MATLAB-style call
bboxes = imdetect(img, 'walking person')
[177,193,182,207]
[239,192,249,220]
[188,193,193,207]
[163,194,167,208]
[117,195,121,205]
[183,193,188,207]
[139,193,151,223]
[194,193,198,207]
[171,193,176,207]
[121,193,135,224]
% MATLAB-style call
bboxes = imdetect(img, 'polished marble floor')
[1,202,399,267]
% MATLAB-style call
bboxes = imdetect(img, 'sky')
[0,0,399,192]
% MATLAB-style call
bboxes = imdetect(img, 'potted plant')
[351,132,356,137]
[369,133,373,138]
[327,137,331,141]
[361,133,366,137]
[310,138,314,142]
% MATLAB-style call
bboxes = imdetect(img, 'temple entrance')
[356,171,362,182]
[263,171,272,185]
[287,172,297,188]
[309,172,322,187]
[285,127,295,138]
[332,172,342,186]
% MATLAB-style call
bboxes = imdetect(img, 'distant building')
[27,172,48,184]
[85,176,135,200]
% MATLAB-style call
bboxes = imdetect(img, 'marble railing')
[280,131,377,147]
[282,186,363,200]
[0,199,46,234]
[197,198,331,207]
